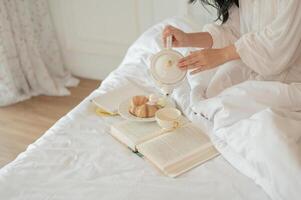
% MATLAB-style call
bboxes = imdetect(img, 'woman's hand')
[163,25,214,49]
[162,25,189,47]
[178,45,240,74]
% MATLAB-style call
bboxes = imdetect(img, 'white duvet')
[192,81,301,200]
[0,16,300,200]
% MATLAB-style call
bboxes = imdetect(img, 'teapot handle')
[166,36,173,49]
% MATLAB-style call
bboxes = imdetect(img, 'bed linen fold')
[192,81,301,200]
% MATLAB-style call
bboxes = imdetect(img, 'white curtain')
[0,0,79,106]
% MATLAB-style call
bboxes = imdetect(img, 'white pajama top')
[203,0,301,83]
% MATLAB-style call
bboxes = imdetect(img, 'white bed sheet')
[0,89,269,200]
[0,16,270,200]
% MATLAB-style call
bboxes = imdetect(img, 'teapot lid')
[150,49,186,85]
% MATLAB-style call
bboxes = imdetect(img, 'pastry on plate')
[129,95,160,118]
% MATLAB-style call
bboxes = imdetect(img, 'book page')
[137,123,216,172]
[110,121,164,151]
[163,146,219,177]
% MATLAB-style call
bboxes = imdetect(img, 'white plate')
[118,97,175,122]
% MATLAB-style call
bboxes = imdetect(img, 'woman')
[163,0,301,98]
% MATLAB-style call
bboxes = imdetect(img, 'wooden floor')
[0,78,101,168]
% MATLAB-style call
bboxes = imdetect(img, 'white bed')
[0,16,300,200]
[0,88,269,200]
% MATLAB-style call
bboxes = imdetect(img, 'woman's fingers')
[178,53,197,64]
[178,48,226,75]
[163,27,173,37]
[190,67,204,75]
[162,26,176,46]
[178,57,199,68]
[178,52,204,69]
[179,61,205,72]
[165,25,176,32]
[163,25,186,47]
[178,50,203,63]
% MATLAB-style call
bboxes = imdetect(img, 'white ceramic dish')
[118,97,175,122]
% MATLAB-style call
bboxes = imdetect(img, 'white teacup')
[155,108,181,130]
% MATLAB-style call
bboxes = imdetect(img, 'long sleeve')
[235,0,301,77]
[203,6,240,49]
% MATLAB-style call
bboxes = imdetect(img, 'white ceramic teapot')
[150,36,187,96]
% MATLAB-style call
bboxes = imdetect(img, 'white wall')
[48,0,214,80]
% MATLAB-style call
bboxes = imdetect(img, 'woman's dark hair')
[189,0,239,24]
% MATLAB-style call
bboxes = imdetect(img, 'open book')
[110,120,219,177]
